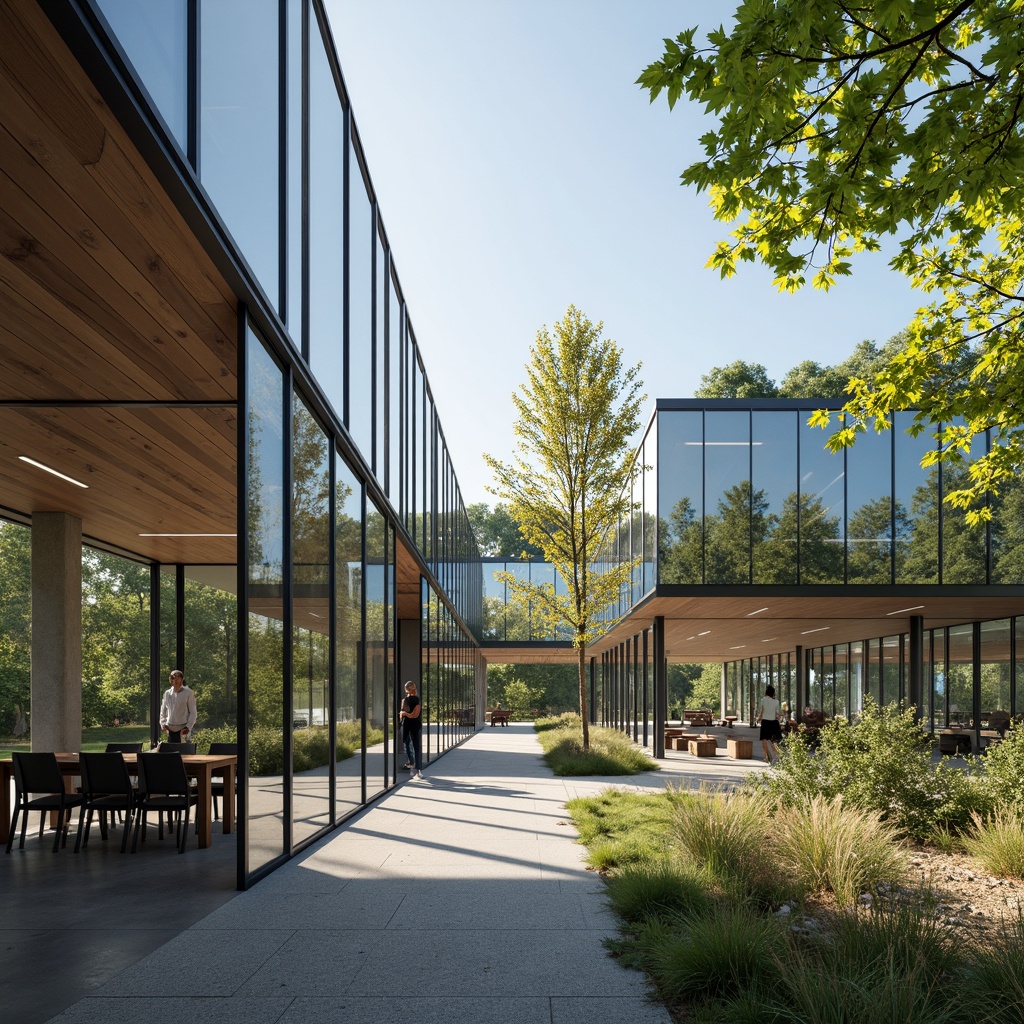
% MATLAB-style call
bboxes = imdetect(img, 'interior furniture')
[132,752,198,854]
[207,742,238,821]
[1,751,236,850]
[75,751,137,853]
[5,752,84,853]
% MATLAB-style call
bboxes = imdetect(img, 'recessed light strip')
[800,626,830,635]
[19,456,88,488]
[746,607,769,617]
[886,605,925,616]
[138,533,237,537]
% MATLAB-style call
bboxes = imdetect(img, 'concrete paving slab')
[278,996,553,1024]
[41,724,692,1024]
[47,998,294,1024]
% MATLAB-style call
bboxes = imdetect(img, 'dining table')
[1,750,236,850]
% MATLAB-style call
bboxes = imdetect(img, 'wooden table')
[1,752,236,850]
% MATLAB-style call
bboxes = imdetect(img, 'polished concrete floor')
[1,814,238,1024]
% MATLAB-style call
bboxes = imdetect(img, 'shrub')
[772,794,906,905]
[761,698,982,840]
[962,806,1024,879]
[975,722,1024,809]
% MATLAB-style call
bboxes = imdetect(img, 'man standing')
[159,669,197,743]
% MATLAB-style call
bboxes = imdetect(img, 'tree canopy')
[640,1,1024,521]
[485,306,645,748]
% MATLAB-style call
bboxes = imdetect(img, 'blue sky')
[325,0,920,508]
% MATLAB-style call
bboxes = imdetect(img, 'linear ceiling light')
[19,455,88,488]
[761,637,778,643]
[886,605,925,616]
[138,533,237,537]
[746,607,769,617]
[697,630,711,636]
[729,645,747,650]
[800,626,830,635]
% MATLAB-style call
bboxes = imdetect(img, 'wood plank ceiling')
[0,2,238,566]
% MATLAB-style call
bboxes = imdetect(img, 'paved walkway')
[46,725,767,1024]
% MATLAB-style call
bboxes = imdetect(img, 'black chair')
[208,742,238,821]
[157,741,196,755]
[105,742,144,753]
[132,753,197,854]
[6,752,84,853]
[75,752,137,853]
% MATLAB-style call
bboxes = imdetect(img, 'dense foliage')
[641,0,1024,521]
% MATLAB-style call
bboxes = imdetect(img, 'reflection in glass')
[201,0,279,307]
[894,412,937,583]
[365,500,388,798]
[941,422,987,583]
[752,411,797,584]
[846,427,892,583]
[96,0,188,152]
[374,232,386,480]
[979,619,1011,719]
[867,638,880,705]
[946,625,974,725]
[308,25,345,417]
[642,423,657,594]
[704,411,751,584]
[183,570,237,731]
[335,454,363,818]
[849,642,864,718]
[285,0,302,346]
[658,411,703,583]
[799,419,845,582]
[292,398,330,844]
[246,327,285,871]
[348,142,373,458]
[387,274,402,500]
[881,635,901,705]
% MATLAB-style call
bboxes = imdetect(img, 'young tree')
[485,306,645,750]
[640,2,1024,520]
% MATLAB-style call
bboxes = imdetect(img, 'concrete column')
[31,512,82,752]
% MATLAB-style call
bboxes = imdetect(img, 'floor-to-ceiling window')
[246,325,287,873]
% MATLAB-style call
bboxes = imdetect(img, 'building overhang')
[592,586,1024,662]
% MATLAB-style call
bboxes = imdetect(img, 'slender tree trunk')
[578,646,590,751]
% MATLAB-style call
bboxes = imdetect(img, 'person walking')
[399,680,423,779]
[755,684,782,764]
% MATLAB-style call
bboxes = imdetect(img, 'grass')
[962,806,1024,878]
[772,794,907,904]
[535,720,659,776]
[563,784,1024,1024]
[1,724,151,758]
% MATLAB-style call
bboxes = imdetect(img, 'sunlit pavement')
[44,723,687,1024]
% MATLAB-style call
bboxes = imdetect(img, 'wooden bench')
[668,732,701,750]
[683,709,714,727]
[727,737,753,759]
[688,737,717,757]
[489,710,510,727]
